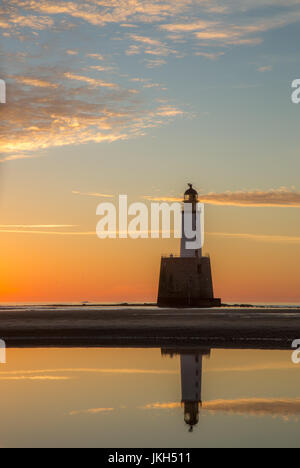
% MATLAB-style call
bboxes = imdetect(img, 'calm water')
[1,347,300,448]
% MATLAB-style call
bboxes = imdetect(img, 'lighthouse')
[157,184,221,308]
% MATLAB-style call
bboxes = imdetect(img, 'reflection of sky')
[1,1,300,303]
[143,399,300,420]
[1,347,300,447]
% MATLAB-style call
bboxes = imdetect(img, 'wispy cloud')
[72,191,114,198]
[89,65,114,72]
[0,73,183,161]
[127,34,177,57]
[12,76,59,88]
[1,228,298,243]
[201,188,300,207]
[208,361,297,373]
[2,0,300,161]
[64,72,118,89]
[258,65,273,72]
[195,51,225,60]
[86,53,104,61]
[142,398,300,420]
[0,224,77,228]
[66,50,79,56]
[160,3,300,50]
[3,0,300,54]
[1,12,54,31]
[160,20,217,33]
[3,0,195,29]
[0,230,95,236]
[156,105,184,117]
[130,34,163,47]
[0,375,73,381]
[142,402,181,410]
[145,58,167,68]
[0,368,177,376]
[0,224,86,235]
[203,398,300,420]
[69,407,114,416]
[209,232,300,244]
[144,188,300,207]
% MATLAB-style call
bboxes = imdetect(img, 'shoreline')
[0,307,300,348]
[1,303,300,309]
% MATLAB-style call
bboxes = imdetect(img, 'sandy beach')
[0,306,300,348]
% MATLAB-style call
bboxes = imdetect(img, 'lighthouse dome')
[184,184,198,202]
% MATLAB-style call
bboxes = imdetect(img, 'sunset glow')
[1,0,299,304]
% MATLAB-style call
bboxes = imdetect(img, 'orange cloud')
[86,53,104,61]
[258,65,272,72]
[145,58,167,68]
[72,191,114,198]
[143,402,181,409]
[0,229,95,236]
[195,52,225,60]
[3,0,300,57]
[64,72,118,88]
[142,398,300,420]
[159,6,300,50]
[0,227,299,244]
[130,34,163,47]
[203,398,300,420]
[66,50,79,56]
[0,75,183,160]
[0,368,177,376]
[12,76,58,88]
[70,407,115,416]
[209,232,300,244]
[156,105,184,117]
[4,13,54,30]
[144,188,300,207]
[0,375,73,381]
[128,34,177,57]
[6,0,194,28]
[161,20,216,32]
[0,225,77,228]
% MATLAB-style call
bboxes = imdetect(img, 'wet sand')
[0,306,300,348]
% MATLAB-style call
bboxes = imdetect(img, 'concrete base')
[157,256,221,308]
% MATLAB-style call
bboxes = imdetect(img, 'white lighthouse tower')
[180,184,204,258]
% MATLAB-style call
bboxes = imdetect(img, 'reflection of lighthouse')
[181,353,203,429]
[161,348,210,431]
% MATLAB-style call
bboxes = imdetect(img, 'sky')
[0,0,300,303]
